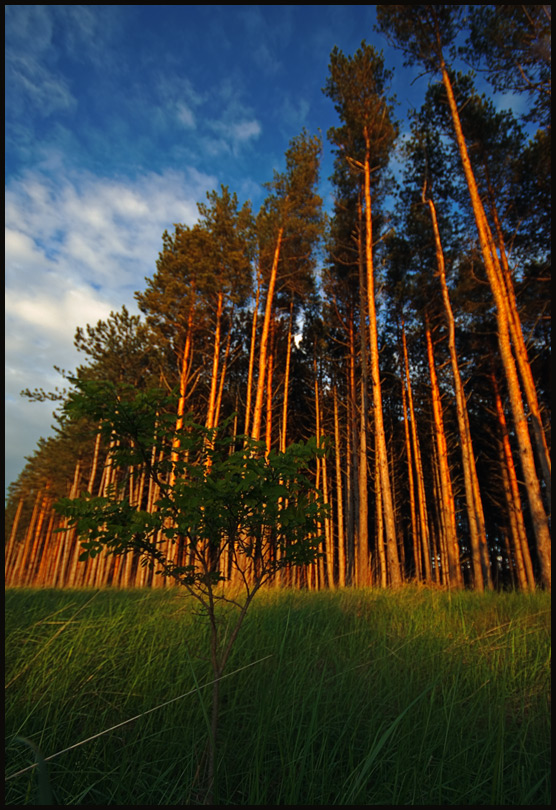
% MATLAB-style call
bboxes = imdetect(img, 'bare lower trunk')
[425,322,462,588]
[492,373,536,591]
[333,386,346,587]
[401,322,432,583]
[425,190,491,590]
[363,135,401,586]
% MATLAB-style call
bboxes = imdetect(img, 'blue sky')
[5,5,523,491]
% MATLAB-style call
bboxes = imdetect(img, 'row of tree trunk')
[5,316,541,592]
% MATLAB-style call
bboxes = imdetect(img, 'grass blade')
[13,737,53,805]
[340,683,436,805]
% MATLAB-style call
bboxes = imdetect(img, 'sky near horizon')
[4,5,522,492]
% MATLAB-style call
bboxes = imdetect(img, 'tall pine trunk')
[5,496,24,584]
[333,385,346,587]
[399,335,419,580]
[170,306,194,484]
[484,170,551,499]
[492,372,536,591]
[244,266,262,437]
[356,198,370,586]
[425,322,462,588]
[280,299,294,453]
[440,63,551,589]
[363,136,402,586]
[424,190,491,590]
[251,228,283,442]
[206,291,223,431]
[401,322,432,583]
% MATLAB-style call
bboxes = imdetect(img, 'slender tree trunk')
[401,322,432,583]
[357,378,370,586]
[280,299,294,453]
[146,443,162,514]
[35,514,55,587]
[39,519,56,587]
[11,490,42,586]
[313,362,323,591]
[375,438,387,588]
[485,169,551,499]
[322,448,333,588]
[492,373,536,590]
[346,310,358,586]
[265,314,275,456]
[5,496,24,583]
[22,489,50,586]
[424,190,491,590]
[66,522,85,587]
[251,228,283,442]
[440,62,551,589]
[206,291,223,431]
[88,450,116,587]
[244,266,262,437]
[400,340,419,580]
[333,386,346,588]
[357,199,370,587]
[214,313,233,433]
[87,430,102,493]
[363,137,401,586]
[429,439,445,585]
[170,307,195,484]
[49,528,69,588]
[314,355,333,588]
[313,363,326,587]
[425,322,462,588]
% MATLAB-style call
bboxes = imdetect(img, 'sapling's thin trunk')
[205,615,220,807]
[201,583,261,805]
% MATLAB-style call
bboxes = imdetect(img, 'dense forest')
[5,6,551,592]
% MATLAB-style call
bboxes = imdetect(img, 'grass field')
[4,586,551,805]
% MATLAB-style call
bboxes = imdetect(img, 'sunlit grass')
[5,586,550,805]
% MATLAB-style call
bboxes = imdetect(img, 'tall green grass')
[5,586,551,805]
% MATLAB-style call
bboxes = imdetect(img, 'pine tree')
[377,4,550,587]
[324,41,402,586]
[250,130,323,443]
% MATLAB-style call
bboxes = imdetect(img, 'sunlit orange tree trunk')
[401,322,433,583]
[424,187,491,590]
[324,43,402,585]
[491,371,536,591]
[377,2,550,588]
[252,131,322,444]
[425,321,463,588]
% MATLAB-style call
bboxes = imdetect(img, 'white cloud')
[6,6,79,120]
[5,163,218,490]
[232,120,262,142]
[7,288,110,339]
[7,54,77,117]
[176,101,196,129]
[206,117,262,157]
[5,228,43,268]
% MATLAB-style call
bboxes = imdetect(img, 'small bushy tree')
[55,379,328,803]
